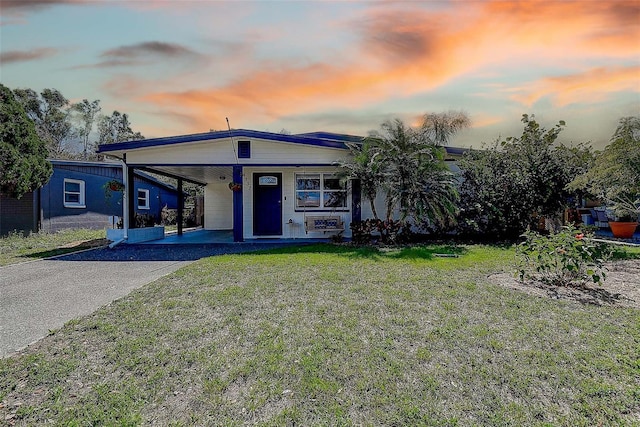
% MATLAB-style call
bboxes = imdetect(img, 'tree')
[97,111,144,144]
[13,88,73,158]
[373,119,459,228]
[568,116,640,220]
[0,84,52,198]
[419,110,471,146]
[338,113,468,232]
[72,99,101,160]
[457,114,592,239]
[338,139,385,220]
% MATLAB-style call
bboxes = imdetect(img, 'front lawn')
[1,244,638,425]
[0,229,107,266]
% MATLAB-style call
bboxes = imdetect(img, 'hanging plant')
[228,182,242,192]
[104,179,124,200]
[106,179,125,192]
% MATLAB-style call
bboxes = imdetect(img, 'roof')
[48,159,181,193]
[96,128,469,159]
[97,129,358,153]
[50,159,121,168]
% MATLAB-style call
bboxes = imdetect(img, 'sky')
[1,0,639,150]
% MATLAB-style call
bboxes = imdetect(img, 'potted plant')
[228,182,242,192]
[568,116,639,238]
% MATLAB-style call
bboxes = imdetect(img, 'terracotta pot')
[609,221,638,239]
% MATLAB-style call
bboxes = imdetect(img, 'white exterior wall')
[204,181,233,230]
[241,166,352,239]
[125,138,347,165]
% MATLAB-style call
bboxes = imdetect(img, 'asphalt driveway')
[0,243,298,358]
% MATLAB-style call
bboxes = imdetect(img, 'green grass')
[0,229,107,266]
[1,244,638,426]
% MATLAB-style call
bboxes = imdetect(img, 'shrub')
[349,218,409,245]
[516,225,611,287]
[457,114,592,240]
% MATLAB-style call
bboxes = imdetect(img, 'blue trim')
[444,146,469,156]
[232,165,244,242]
[127,163,340,168]
[294,209,349,213]
[295,132,365,143]
[97,129,353,153]
[351,179,362,223]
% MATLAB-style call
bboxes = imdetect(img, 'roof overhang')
[97,128,361,157]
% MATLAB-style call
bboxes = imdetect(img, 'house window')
[238,141,250,158]
[295,173,347,210]
[63,179,85,208]
[137,189,150,209]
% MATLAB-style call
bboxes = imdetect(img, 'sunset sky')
[2,0,639,150]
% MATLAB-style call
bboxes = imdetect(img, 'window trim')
[294,173,348,212]
[137,188,150,210]
[63,178,86,208]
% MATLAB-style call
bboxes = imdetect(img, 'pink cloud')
[0,47,59,64]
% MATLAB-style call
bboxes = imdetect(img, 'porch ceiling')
[143,165,232,185]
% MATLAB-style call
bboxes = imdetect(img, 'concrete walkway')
[0,242,302,358]
[0,253,192,358]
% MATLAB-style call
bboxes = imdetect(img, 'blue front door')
[253,173,282,236]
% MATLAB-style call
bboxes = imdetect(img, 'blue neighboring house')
[0,160,181,235]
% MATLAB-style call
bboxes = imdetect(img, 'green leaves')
[515,224,612,287]
[0,84,52,198]
[338,113,468,231]
[458,114,592,239]
[568,116,640,220]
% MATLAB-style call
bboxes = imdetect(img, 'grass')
[0,229,107,266]
[1,243,639,426]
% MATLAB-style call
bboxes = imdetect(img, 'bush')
[516,225,611,287]
[349,219,410,245]
[457,114,592,240]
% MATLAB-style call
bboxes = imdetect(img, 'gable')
[107,135,350,166]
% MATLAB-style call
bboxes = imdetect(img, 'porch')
[140,227,335,245]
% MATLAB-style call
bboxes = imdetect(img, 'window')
[63,179,85,208]
[238,140,250,158]
[137,189,150,209]
[295,173,347,210]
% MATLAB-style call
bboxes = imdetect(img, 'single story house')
[0,160,181,236]
[97,129,466,243]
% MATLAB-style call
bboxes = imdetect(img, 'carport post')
[121,157,129,239]
[127,165,136,230]
[233,165,244,242]
[177,178,183,236]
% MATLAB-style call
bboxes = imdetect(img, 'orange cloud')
[513,66,640,107]
[136,0,639,134]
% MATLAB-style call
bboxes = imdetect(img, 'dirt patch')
[489,259,640,308]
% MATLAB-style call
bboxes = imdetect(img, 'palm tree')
[338,112,469,233]
[419,110,471,146]
[376,119,460,227]
[337,139,384,220]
